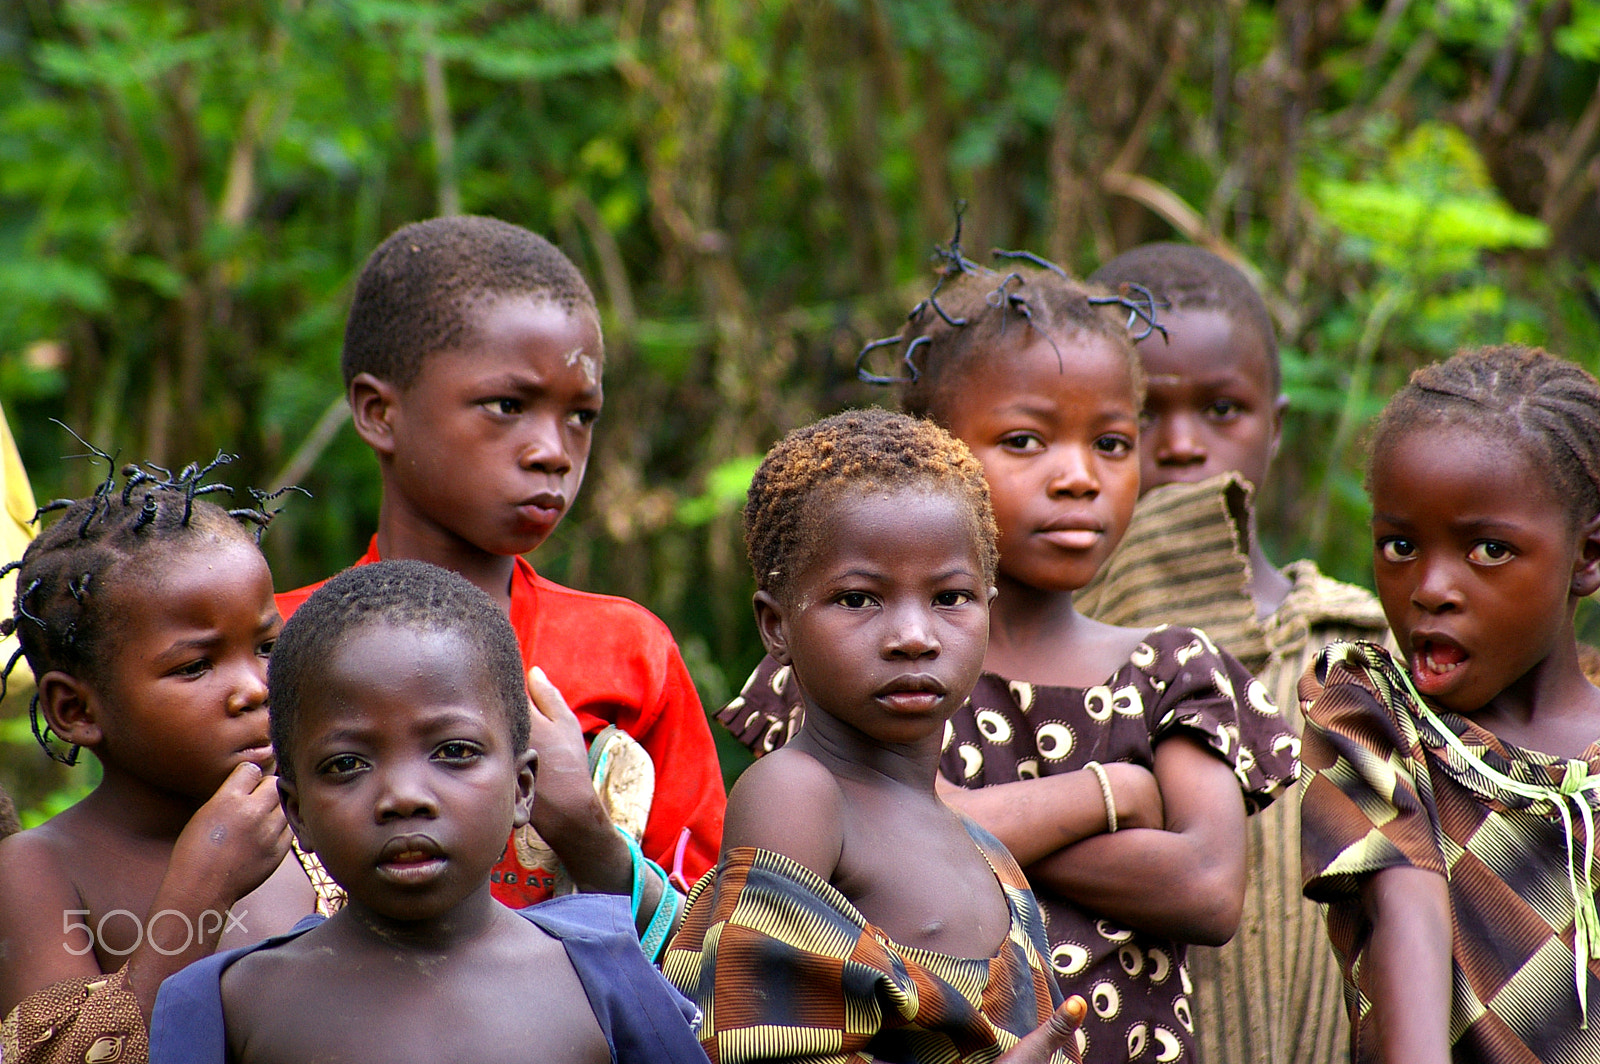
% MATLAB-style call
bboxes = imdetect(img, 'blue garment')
[150,894,706,1064]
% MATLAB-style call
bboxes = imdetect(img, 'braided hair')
[743,408,998,603]
[1369,345,1600,527]
[0,440,301,764]
[854,221,1157,425]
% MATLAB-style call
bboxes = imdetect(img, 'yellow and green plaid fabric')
[662,819,1066,1064]
[1301,641,1600,1064]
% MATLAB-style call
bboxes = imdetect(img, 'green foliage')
[0,0,1597,805]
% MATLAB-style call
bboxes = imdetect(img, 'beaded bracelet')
[1085,760,1118,834]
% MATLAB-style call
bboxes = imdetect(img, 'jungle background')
[2,0,1599,819]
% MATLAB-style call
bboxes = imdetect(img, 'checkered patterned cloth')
[662,819,1067,1064]
[1301,640,1600,1063]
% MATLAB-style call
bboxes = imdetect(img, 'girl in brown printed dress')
[719,243,1297,1064]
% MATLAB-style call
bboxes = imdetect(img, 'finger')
[216,759,265,796]
[997,995,1086,1064]
[525,665,575,722]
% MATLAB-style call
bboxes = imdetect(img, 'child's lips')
[874,675,947,713]
[516,494,566,524]
[1037,517,1104,550]
[237,742,276,771]
[1410,636,1469,695]
[376,834,447,884]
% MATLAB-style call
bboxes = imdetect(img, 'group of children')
[0,211,1594,1064]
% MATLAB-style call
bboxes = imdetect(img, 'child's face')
[1370,423,1594,714]
[366,297,603,560]
[941,332,1141,594]
[280,622,535,923]
[91,535,279,797]
[1137,308,1285,495]
[755,487,991,746]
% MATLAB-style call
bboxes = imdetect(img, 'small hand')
[171,761,291,906]
[524,665,601,830]
[996,996,1087,1064]
[523,666,633,896]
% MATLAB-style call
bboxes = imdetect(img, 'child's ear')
[753,591,793,666]
[348,372,401,457]
[511,749,538,829]
[277,775,315,851]
[1571,513,1600,597]
[36,671,102,749]
[1268,393,1289,463]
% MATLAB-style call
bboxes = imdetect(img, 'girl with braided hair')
[719,242,1298,1063]
[1301,346,1600,1064]
[0,450,336,1064]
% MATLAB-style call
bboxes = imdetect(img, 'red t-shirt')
[277,538,726,908]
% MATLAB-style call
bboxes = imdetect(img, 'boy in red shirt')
[278,216,724,953]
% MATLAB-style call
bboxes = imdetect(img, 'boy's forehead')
[415,295,604,388]
[1142,306,1274,388]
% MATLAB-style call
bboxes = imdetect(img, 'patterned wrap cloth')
[719,623,1296,1063]
[1076,474,1386,1064]
[1301,640,1600,1064]
[662,817,1067,1064]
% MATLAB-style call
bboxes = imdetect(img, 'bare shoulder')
[0,822,98,1011]
[723,747,845,880]
[0,823,80,926]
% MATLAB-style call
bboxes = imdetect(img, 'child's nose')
[375,765,439,821]
[884,606,939,658]
[1047,450,1099,498]
[519,417,574,476]
[1410,557,1463,613]
[1152,415,1206,466]
[227,664,269,715]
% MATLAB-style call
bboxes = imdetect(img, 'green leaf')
[675,455,763,527]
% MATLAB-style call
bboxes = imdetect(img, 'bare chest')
[833,796,1012,960]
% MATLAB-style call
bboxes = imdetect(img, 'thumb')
[526,665,574,721]
[997,995,1086,1064]
[216,758,266,797]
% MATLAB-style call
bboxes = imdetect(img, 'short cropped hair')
[896,266,1145,425]
[744,408,998,602]
[342,216,598,390]
[1369,345,1600,528]
[1090,243,1279,389]
[269,560,530,780]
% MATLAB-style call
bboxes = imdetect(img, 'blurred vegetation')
[1,0,1598,811]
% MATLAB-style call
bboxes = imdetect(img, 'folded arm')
[1024,735,1247,944]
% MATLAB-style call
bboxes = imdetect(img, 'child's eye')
[433,741,483,763]
[567,408,599,429]
[1095,434,1134,457]
[319,754,368,778]
[1205,399,1242,421]
[1467,541,1515,566]
[933,589,975,607]
[999,432,1044,452]
[1377,537,1416,563]
[836,591,876,609]
[257,638,276,658]
[482,398,522,416]
[172,658,212,679]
